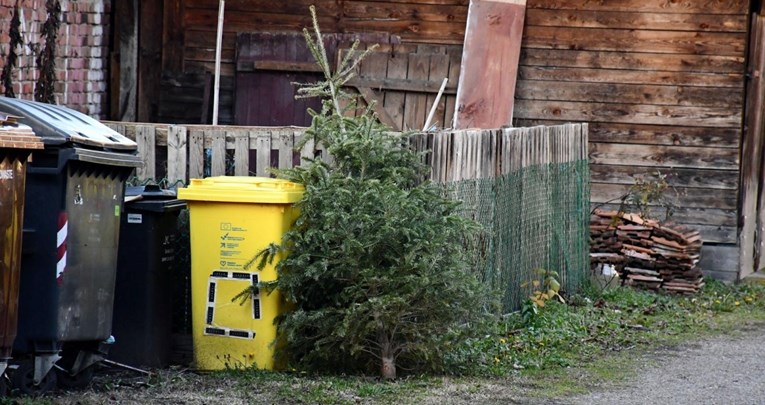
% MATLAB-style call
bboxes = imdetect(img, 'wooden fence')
[103,122,588,185]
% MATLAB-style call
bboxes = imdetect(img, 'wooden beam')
[162,0,184,73]
[138,0,163,122]
[455,0,526,129]
[238,60,324,73]
[345,77,457,95]
[356,87,399,129]
[116,0,138,121]
[740,14,765,280]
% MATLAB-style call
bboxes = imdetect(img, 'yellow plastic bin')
[178,176,304,370]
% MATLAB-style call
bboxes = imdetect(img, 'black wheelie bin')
[0,97,142,394]
[0,116,42,394]
[111,185,186,368]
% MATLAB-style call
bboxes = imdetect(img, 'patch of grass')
[209,368,440,404]
[439,279,765,399]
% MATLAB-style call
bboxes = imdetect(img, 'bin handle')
[188,178,301,190]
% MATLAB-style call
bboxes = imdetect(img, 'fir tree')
[247,6,493,379]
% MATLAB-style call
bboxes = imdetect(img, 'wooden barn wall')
[145,0,748,278]
[150,0,468,124]
[514,0,749,280]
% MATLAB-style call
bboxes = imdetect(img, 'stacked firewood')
[590,209,704,294]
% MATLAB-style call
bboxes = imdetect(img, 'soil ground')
[40,322,765,404]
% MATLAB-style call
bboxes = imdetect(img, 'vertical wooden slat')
[167,125,188,186]
[137,0,163,122]
[359,51,393,128]
[189,129,205,180]
[442,131,452,182]
[299,133,315,167]
[403,53,431,131]
[385,51,408,131]
[234,131,250,176]
[136,124,156,180]
[161,0,184,73]
[256,131,272,176]
[500,128,509,175]
[426,53,450,130]
[431,132,442,181]
[744,15,765,278]
[444,52,461,129]
[210,130,226,176]
[276,129,293,170]
[452,131,463,182]
[470,130,480,179]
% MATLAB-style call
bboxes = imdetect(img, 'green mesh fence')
[444,159,591,312]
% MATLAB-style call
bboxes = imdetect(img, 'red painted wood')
[234,32,396,126]
[454,0,526,129]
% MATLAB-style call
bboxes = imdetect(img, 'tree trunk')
[380,348,396,380]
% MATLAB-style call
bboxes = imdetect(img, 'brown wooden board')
[591,183,738,211]
[520,49,744,74]
[138,0,164,122]
[384,52,409,130]
[526,0,747,14]
[588,143,739,170]
[162,0,185,73]
[517,66,744,88]
[590,164,738,190]
[454,0,526,129]
[515,100,741,128]
[523,26,746,56]
[525,9,747,32]
[515,81,743,108]
[404,53,431,130]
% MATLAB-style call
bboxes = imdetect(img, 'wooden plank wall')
[514,0,749,280]
[151,0,468,124]
[180,0,468,76]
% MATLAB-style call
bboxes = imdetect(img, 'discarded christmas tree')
[246,6,491,379]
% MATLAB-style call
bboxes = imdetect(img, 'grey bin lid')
[0,97,137,150]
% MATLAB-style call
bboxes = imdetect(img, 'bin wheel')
[55,365,94,390]
[11,360,57,396]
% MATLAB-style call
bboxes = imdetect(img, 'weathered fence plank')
[167,125,188,187]
[210,130,226,177]
[189,130,204,180]
[255,132,271,177]
[136,125,156,180]
[233,132,249,176]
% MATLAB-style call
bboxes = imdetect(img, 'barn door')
[233,32,394,126]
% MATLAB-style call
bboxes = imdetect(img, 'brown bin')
[0,113,41,377]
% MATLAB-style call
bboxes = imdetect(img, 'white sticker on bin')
[127,213,142,224]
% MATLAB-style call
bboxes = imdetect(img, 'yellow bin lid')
[178,176,304,204]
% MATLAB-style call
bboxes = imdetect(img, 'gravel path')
[565,325,765,405]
